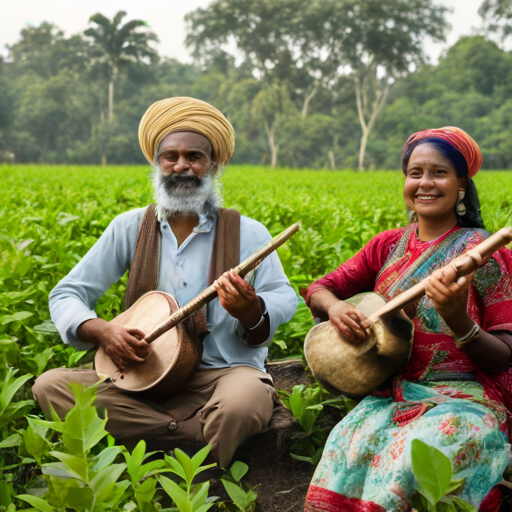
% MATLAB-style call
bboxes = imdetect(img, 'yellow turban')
[138,97,235,167]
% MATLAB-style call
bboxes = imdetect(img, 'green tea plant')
[18,383,131,511]
[279,384,350,465]
[411,439,476,512]
[158,446,218,512]
[10,384,221,512]
[218,461,258,512]
[2,164,512,502]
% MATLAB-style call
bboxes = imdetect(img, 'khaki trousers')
[32,365,277,468]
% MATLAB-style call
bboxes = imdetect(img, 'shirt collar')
[193,213,213,233]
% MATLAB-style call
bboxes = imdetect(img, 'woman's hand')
[214,270,262,328]
[327,300,369,344]
[424,265,472,325]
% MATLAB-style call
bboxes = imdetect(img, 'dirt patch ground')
[241,360,315,511]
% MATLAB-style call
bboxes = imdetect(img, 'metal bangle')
[453,322,480,348]
[245,299,268,331]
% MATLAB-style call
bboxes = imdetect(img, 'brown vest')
[124,204,241,334]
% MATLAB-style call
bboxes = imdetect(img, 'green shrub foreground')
[1,164,511,510]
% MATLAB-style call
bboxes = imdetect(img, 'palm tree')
[85,11,158,164]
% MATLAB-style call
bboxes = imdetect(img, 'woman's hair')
[401,137,484,229]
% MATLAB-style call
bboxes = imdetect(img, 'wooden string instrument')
[95,222,300,398]
[304,227,512,398]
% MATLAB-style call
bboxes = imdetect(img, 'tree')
[305,0,449,170]
[6,22,89,79]
[251,82,297,168]
[84,11,158,164]
[185,0,327,116]
[479,0,512,42]
[185,0,449,171]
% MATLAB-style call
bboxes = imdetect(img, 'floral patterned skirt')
[305,380,510,512]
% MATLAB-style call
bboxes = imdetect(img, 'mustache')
[160,174,202,190]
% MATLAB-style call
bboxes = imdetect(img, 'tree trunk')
[328,150,335,170]
[354,72,391,172]
[108,79,114,123]
[301,84,319,117]
[358,127,369,172]
[100,109,107,166]
[265,122,279,169]
[102,69,117,166]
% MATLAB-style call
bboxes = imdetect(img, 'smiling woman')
[304,127,512,511]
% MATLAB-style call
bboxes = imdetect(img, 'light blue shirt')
[49,207,298,372]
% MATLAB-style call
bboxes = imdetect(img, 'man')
[32,97,298,468]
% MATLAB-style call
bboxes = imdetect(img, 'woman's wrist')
[443,312,475,340]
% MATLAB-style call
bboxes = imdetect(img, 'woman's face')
[404,143,466,224]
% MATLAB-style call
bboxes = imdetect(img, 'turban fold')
[403,126,482,178]
[138,97,235,167]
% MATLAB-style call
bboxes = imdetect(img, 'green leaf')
[0,482,13,507]
[411,439,452,505]
[165,453,187,481]
[158,475,189,511]
[127,439,146,480]
[24,424,49,463]
[91,446,123,473]
[174,448,194,484]
[0,311,33,325]
[60,384,108,454]
[191,444,212,473]
[16,494,54,512]
[1,399,34,423]
[446,477,465,494]
[42,461,77,478]
[63,486,95,510]
[195,503,217,512]
[288,385,306,419]
[0,433,21,448]
[229,461,248,482]
[0,368,33,415]
[89,462,127,502]
[441,496,477,511]
[28,348,54,376]
[221,479,249,510]
[190,481,212,508]
[49,451,88,481]
[138,458,166,478]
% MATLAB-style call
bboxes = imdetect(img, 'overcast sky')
[0,0,485,63]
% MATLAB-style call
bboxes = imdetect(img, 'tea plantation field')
[1,164,511,509]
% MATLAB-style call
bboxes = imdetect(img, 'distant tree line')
[1,0,512,169]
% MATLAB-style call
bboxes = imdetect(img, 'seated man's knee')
[207,386,274,430]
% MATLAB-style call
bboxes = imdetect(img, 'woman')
[304,127,512,512]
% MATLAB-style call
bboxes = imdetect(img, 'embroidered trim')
[305,486,386,512]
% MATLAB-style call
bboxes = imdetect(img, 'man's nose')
[173,155,192,173]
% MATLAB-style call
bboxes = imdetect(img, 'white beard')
[153,169,222,222]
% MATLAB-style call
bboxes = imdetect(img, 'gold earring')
[457,190,466,216]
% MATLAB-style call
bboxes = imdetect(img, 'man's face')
[153,131,220,217]
[157,131,214,185]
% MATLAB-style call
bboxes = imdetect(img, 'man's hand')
[77,318,150,370]
[214,270,262,328]
[327,300,369,344]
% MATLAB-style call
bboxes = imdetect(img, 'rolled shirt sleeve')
[49,208,145,350]
[49,208,298,371]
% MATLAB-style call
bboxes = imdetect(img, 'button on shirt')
[49,207,298,372]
